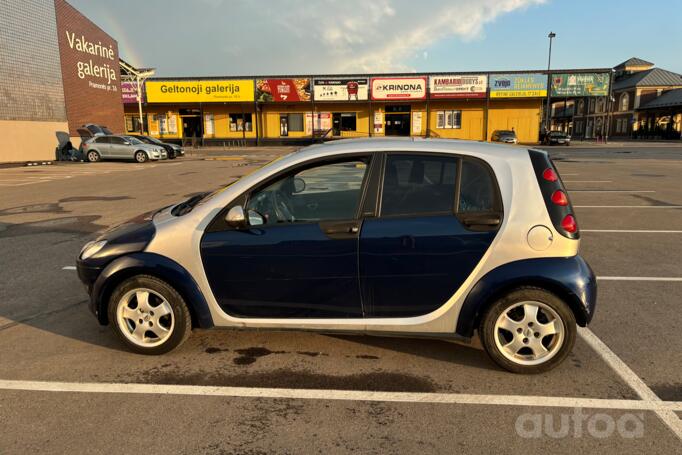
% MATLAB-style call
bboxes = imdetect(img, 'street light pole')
[544,32,556,135]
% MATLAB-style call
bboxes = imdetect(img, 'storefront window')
[287,113,304,132]
[435,110,462,129]
[229,113,253,132]
[125,114,147,134]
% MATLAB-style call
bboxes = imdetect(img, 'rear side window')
[110,137,126,145]
[458,159,498,213]
[381,154,458,216]
[95,136,111,144]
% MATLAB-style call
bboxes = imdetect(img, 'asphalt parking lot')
[0,144,681,453]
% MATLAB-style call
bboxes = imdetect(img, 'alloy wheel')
[116,288,174,348]
[493,300,565,366]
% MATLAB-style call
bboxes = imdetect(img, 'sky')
[69,0,682,77]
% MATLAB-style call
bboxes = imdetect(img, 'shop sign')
[489,74,547,98]
[256,79,311,102]
[122,81,144,103]
[550,73,610,97]
[145,80,254,103]
[305,112,332,135]
[313,78,369,101]
[371,77,427,100]
[429,75,487,98]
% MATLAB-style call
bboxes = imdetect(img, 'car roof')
[293,138,532,161]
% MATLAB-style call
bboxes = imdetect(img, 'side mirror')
[247,210,264,226]
[225,205,246,228]
[293,177,306,194]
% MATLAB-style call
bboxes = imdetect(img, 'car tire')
[86,150,101,162]
[479,287,576,374]
[108,275,192,355]
[134,151,149,163]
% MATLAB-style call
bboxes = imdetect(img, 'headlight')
[80,240,107,260]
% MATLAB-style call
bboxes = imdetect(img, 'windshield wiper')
[171,192,209,216]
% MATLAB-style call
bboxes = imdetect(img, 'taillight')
[561,214,577,233]
[542,168,558,182]
[551,190,568,206]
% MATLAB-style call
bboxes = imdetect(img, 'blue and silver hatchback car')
[77,138,596,373]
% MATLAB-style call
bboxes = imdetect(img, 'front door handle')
[319,220,361,240]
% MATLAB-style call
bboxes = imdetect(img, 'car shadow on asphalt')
[325,334,497,371]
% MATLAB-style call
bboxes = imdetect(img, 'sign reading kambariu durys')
[429,75,487,98]
[371,77,427,100]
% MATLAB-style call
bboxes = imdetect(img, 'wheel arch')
[92,252,214,329]
[455,257,596,338]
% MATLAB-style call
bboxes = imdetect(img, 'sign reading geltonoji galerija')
[429,75,487,98]
[371,77,427,100]
[146,80,255,103]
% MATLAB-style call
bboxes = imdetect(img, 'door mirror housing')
[225,205,246,228]
[293,177,306,194]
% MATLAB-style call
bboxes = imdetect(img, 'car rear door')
[359,153,502,318]
[200,155,373,319]
[94,136,111,157]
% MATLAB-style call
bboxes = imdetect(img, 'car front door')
[359,153,502,318]
[200,156,372,319]
[109,136,129,159]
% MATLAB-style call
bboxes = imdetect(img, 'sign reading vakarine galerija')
[371,77,427,100]
[429,75,487,98]
[314,78,369,101]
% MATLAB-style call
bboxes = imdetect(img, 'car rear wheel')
[134,151,149,163]
[86,150,101,162]
[479,287,576,374]
[108,275,191,355]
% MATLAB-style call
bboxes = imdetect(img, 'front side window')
[459,159,499,213]
[245,159,368,225]
[381,154,458,216]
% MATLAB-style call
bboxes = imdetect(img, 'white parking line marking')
[597,276,682,282]
[563,180,612,183]
[574,205,682,208]
[583,229,682,233]
[578,328,682,440]
[0,379,680,413]
[569,190,655,193]
[61,266,76,270]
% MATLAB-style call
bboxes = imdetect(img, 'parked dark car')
[129,135,184,159]
[491,130,518,144]
[543,131,571,146]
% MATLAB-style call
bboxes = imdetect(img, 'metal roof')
[614,57,654,69]
[613,68,682,91]
[638,88,682,110]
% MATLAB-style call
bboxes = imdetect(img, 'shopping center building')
[121,71,612,147]
[10,2,679,163]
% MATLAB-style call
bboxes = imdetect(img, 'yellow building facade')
[123,74,558,144]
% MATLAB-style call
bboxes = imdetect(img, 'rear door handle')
[459,213,501,230]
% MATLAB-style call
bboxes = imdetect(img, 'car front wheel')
[479,287,576,374]
[134,151,149,163]
[108,275,191,354]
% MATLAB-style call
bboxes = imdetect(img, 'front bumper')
[77,261,103,316]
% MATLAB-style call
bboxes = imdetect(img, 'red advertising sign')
[371,77,427,100]
[256,79,311,102]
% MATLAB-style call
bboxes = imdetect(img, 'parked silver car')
[82,135,167,163]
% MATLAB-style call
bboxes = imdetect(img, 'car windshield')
[498,131,516,137]
[143,136,163,144]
